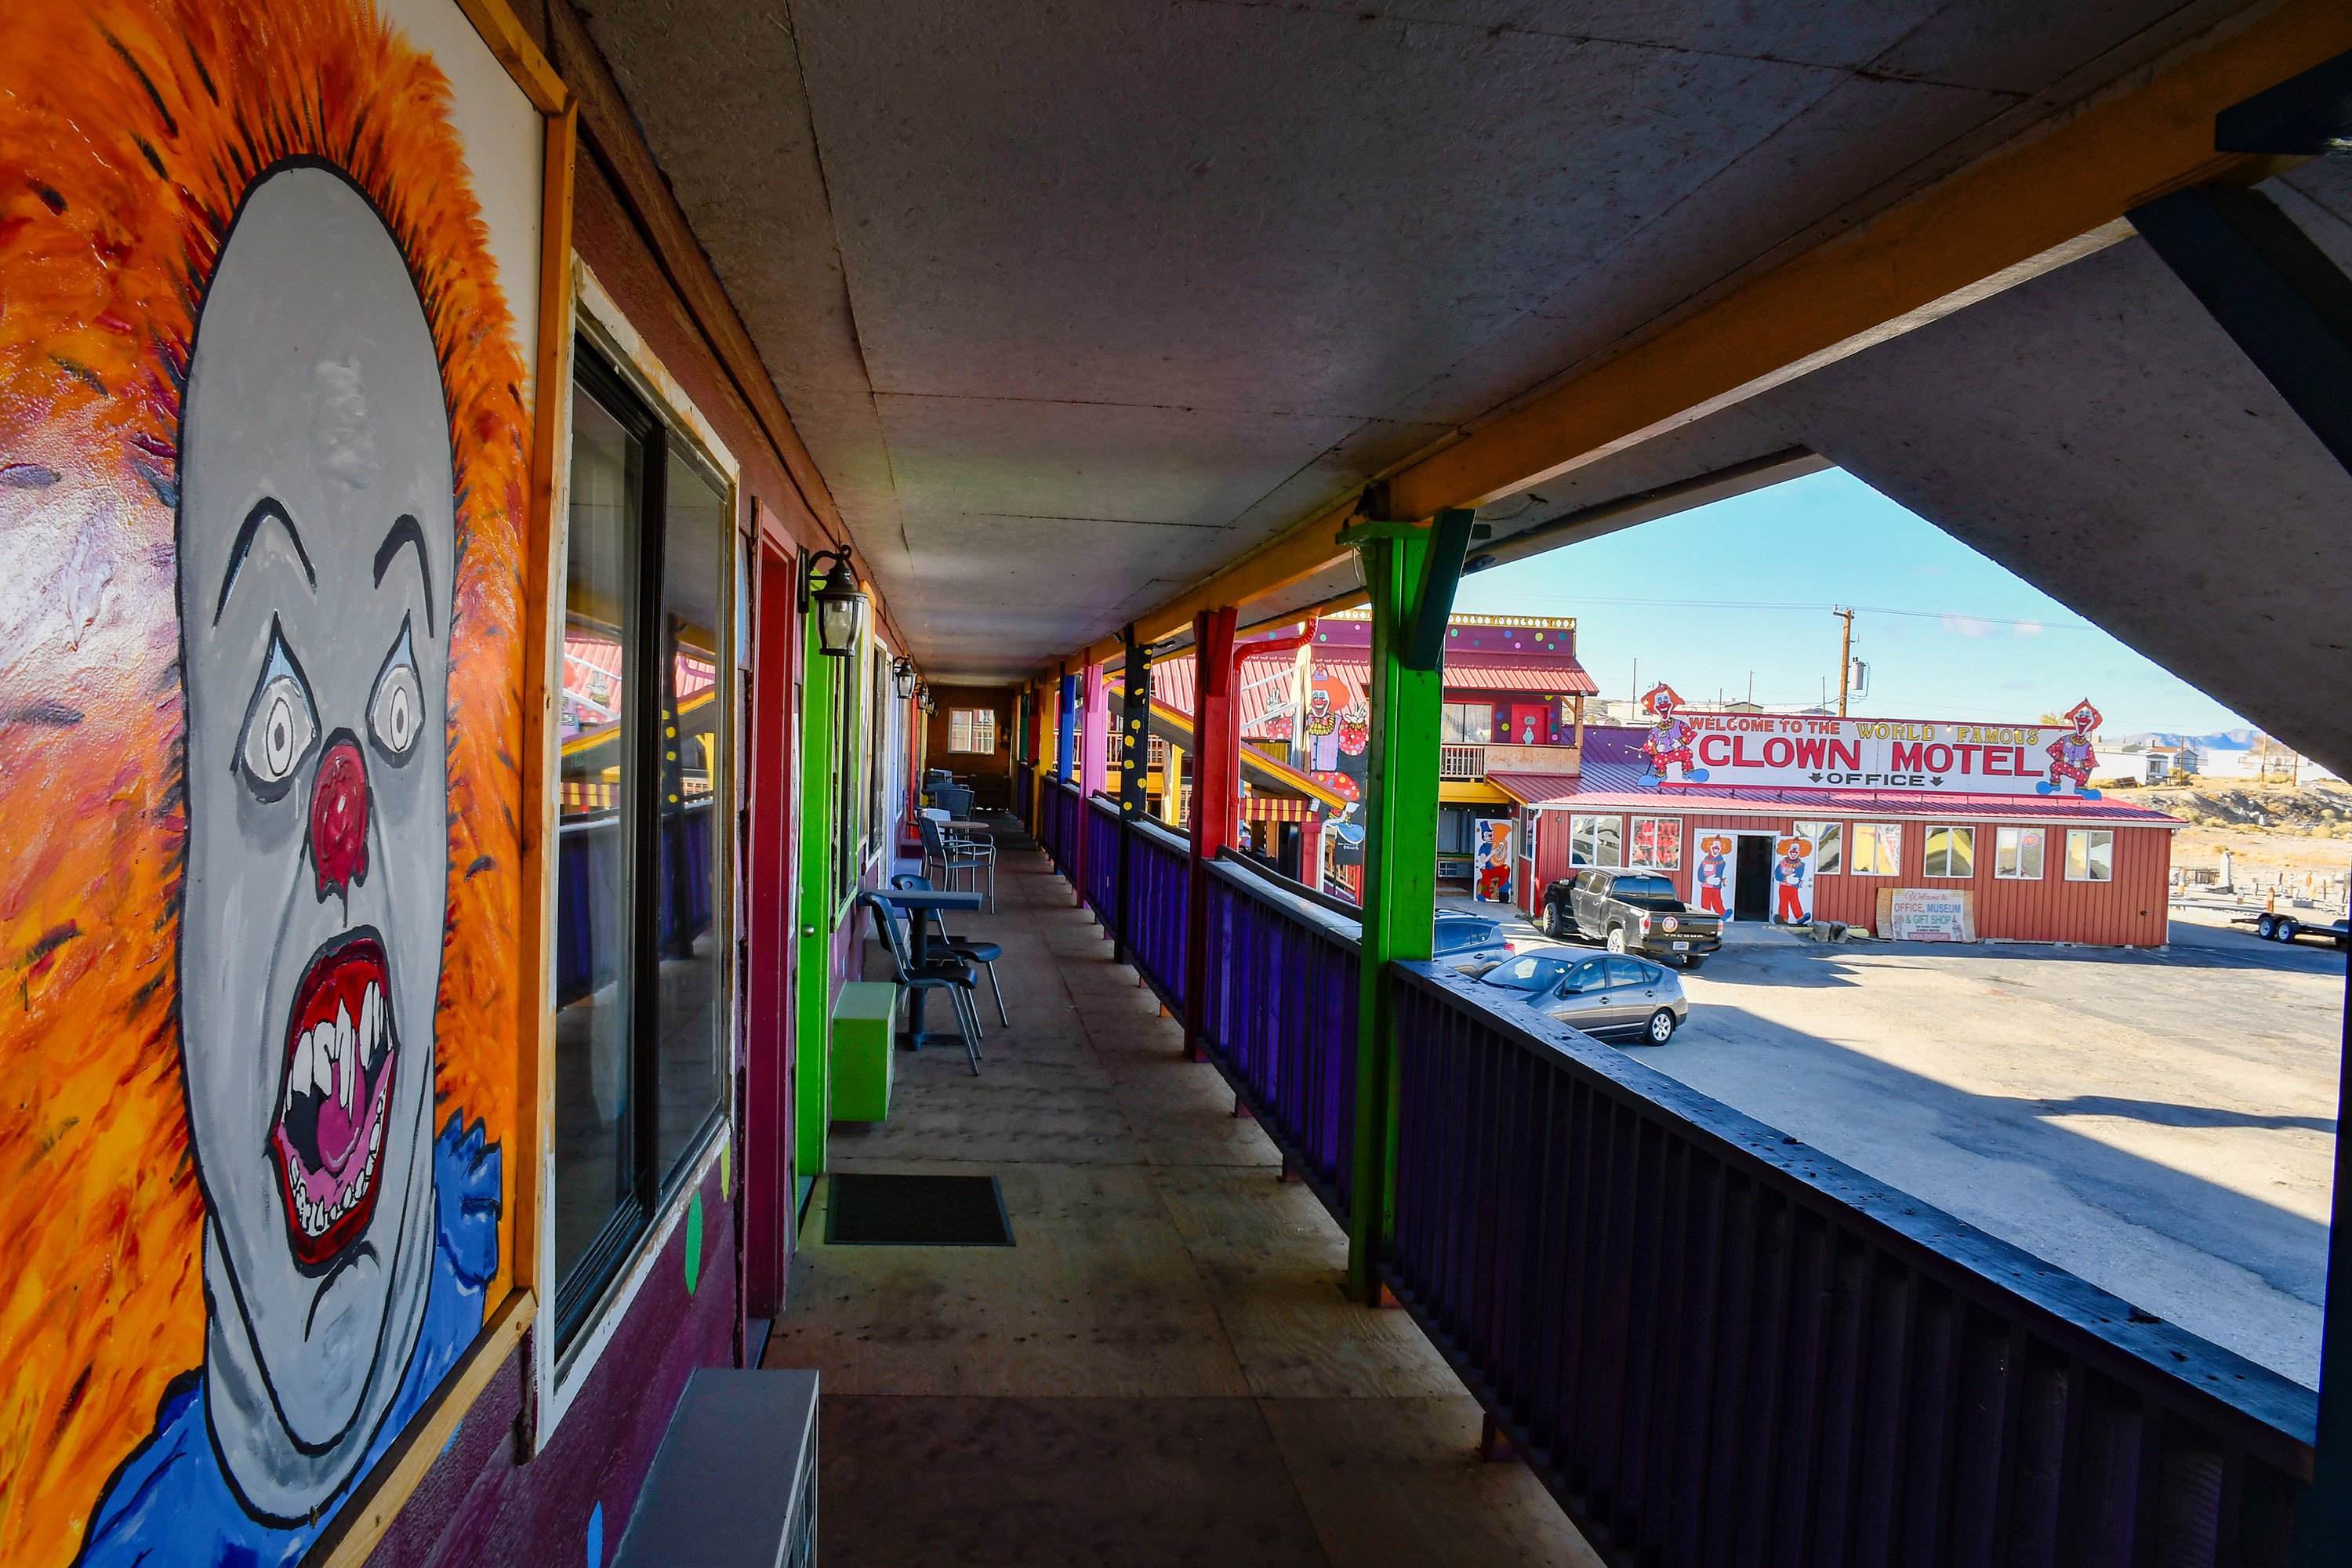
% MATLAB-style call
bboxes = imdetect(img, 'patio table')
[873,886,984,1047]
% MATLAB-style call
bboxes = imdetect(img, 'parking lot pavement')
[1630,918,2343,1387]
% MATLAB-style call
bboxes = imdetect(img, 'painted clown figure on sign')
[1637,683,1708,786]
[1694,835,1731,918]
[2038,699,2104,800]
[1773,835,1815,925]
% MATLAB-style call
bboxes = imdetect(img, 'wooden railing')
[1439,742,1486,779]
[1029,777,2318,1560]
[1385,961,2315,1566]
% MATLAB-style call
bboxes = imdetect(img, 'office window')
[1436,805,1473,857]
[949,707,996,753]
[1851,822,1901,876]
[1795,819,1842,875]
[554,340,733,1348]
[1570,814,1622,868]
[1628,815,1682,870]
[1441,702,1493,745]
[2066,829,2114,881]
[1995,826,2045,880]
[1922,825,1974,878]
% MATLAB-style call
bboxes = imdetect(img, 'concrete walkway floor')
[767,847,1595,1568]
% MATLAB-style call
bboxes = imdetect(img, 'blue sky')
[1452,467,2252,739]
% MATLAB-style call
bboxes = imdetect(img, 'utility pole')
[1835,607,1857,717]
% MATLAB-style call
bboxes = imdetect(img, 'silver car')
[1475,945,1688,1046]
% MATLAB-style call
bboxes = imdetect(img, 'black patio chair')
[859,891,983,1076]
[892,873,1007,1026]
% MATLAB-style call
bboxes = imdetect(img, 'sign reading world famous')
[1635,685,2106,800]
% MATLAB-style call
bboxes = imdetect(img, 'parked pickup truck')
[1543,868,1722,966]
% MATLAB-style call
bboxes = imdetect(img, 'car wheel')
[1547,907,1570,940]
[1646,1009,1676,1045]
[1681,956,1704,971]
[2277,919,2299,943]
[2256,914,2278,940]
[1606,926,1628,954]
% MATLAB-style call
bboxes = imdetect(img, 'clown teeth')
[335,1004,356,1112]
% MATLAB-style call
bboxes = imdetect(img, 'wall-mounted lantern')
[803,544,867,656]
[892,657,919,700]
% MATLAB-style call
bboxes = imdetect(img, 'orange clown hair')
[0,2,528,1559]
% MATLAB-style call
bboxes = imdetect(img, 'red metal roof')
[1125,649,1593,735]
[1488,760,2183,826]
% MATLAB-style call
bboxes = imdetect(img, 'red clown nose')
[310,737,370,898]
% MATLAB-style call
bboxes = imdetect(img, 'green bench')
[829,981,898,1122]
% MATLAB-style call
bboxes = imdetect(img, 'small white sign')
[1886,887,1974,942]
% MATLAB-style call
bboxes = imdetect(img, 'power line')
[1471,590,2088,631]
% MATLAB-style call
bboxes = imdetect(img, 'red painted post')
[1183,606,1240,1061]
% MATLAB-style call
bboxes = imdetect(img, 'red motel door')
[1509,702,1548,745]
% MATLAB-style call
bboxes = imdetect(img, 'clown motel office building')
[1500,715,2181,947]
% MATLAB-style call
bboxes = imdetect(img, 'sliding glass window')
[553,339,733,1349]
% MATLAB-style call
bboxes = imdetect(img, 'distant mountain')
[2111,728,2261,750]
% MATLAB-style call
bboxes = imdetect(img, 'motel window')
[1628,815,1682,871]
[1851,822,1901,876]
[1795,820,1841,875]
[1442,702,1494,745]
[1922,826,1975,878]
[1570,814,1622,868]
[949,707,996,753]
[553,340,734,1349]
[2066,828,2114,882]
[1995,826,2045,880]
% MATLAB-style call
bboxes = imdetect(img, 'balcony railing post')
[1115,627,1151,966]
[1345,510,1472,1302]
[1183,606,1241,1063]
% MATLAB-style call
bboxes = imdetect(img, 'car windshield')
[1434,919,1498,953]
[1611,875,1677,900]
[1480,953,1571,992]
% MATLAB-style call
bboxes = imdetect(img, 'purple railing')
[1038,776,1080,873]
[1083,794,1119,918]
[1384,960,2315,1567]
[1120,815,1189,1013]
[1012,760,1033,824]
[1195,857,1359,1219]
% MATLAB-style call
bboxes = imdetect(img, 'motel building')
[1500,713,2181,946]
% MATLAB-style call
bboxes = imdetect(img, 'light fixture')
[802,544,867,657]
[892,657,919,700]
[916,683,936,714]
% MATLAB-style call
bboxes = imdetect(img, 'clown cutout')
[2038,699,2103,799]
[1694,835,1731,918]
[1638,683,1708,786]
[1773,835,1816,924]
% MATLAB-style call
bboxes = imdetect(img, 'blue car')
[1433,913,1512,975]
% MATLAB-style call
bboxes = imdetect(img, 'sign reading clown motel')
[1646,702,2108,800]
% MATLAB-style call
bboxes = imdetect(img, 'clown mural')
[1773,835,1816,924]
[2040,698,2105,800]
[0,4,531,1563]
[1694,836,1732,918]
[1637,683,1709,786]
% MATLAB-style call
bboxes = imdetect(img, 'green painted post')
[1347,530,1449,1302]
[793,605,837,1189]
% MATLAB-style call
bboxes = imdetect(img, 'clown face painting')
[0,4,532,1563]
[176,164,456,1517]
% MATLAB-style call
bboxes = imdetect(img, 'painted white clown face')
[176,165,452,1518]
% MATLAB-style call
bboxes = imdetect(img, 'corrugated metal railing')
[1195,856,1359,1219]
[1384,960,2317,1566]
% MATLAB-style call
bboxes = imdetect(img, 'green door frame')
[793,598,837,1191]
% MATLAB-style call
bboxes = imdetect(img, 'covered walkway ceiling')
[580,1,2352,764]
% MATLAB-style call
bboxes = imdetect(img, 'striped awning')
[1240,794,1316,822]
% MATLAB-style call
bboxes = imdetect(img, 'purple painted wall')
[364,1158,738,1567]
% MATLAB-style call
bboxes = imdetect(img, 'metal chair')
[858,891,982,1076]
[893,873,1007,1026]
[919,811,996,910]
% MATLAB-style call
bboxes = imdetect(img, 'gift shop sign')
[1664,713,2079,797]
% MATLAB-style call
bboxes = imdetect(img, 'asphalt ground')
[1588,916,2347,1387]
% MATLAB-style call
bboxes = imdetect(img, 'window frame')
[1994,825,2045,880]
[1441,701,1494,745]
[1569,813,1624,869]
[1628,815,1682,871]
[1922,824,1976,879]
[1850,821,1902,877]
[948,706,997,754]
[543,290,743,1432]
[2065,827,2114,882]
[1795,819,1842,876]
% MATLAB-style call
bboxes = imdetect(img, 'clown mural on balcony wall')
[0,2,535,1563]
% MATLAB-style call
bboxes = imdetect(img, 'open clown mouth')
[270,929,397,1268]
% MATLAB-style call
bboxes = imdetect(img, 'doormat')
[825,1173,1014,1247]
